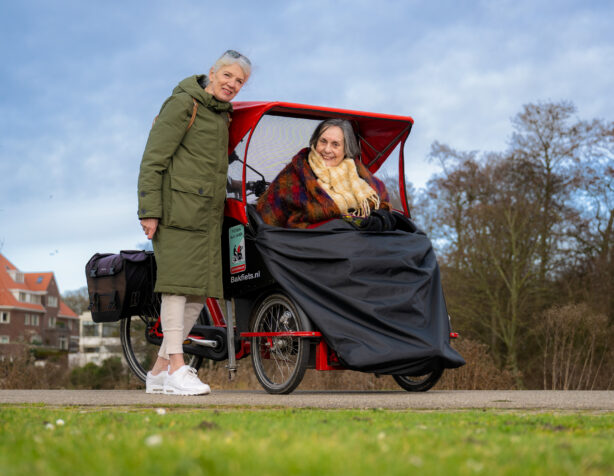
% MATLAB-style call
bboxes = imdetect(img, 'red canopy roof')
[229,101,414,172]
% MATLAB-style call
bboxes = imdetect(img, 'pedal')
[187,337,219,348]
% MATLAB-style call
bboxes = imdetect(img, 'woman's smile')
[206,63,247,102]
[316,126,345,167]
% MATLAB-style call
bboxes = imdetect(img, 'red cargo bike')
[114,101,463,394]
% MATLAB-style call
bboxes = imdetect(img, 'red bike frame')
[169,101,458,374]
[192,297,457,371]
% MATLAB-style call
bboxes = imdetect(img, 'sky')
[1,0,613,294]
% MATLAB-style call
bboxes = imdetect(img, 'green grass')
[1,406,613,475]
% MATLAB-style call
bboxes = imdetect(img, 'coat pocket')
[167,174,213,231]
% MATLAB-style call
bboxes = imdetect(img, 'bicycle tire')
[250,292,311,394]
[393,366,444,392]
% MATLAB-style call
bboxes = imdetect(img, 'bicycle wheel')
[120,294,209,383]
[393,366,444,392]
[250,292,311,394]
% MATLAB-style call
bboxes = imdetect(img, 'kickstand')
[225,299,237,380]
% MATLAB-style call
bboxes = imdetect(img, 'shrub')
[437,338,517,390]
[538,303,612,390]
[69,357,133,389]
[0,349,70,389]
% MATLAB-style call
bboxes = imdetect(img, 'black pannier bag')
[85,250,157,323]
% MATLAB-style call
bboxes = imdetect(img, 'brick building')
[0,253,79,359]
[69,311,121,368]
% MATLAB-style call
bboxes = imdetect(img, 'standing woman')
[138,50,251,395]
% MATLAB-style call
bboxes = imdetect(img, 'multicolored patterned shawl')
[256,148,390,228]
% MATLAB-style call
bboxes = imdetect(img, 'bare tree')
[377,171,416,216]
[417,141,480,267]
[62,286,90,316]
[539,303,612,390]
[509,101,594,282]
[422,148,542,383]
[572,121,614,318]
[419,101,612,387]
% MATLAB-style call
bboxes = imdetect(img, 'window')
[102,322,120,337]
[48,317,56,328]
[0,312,9,324]
[25,314,40,326]
[58,336,68,350]
[17,293,42,304]
[69,336,79,352]
[47,296,58,307]
[82,322,99,337]
[0,336,9,344]
[30,335,42,345]
[8,270,24,283]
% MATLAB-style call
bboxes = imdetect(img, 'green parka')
[137,75,232,298]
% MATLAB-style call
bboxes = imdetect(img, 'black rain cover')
[254,219,465,375]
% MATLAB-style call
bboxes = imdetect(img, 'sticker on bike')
[229,224,246,274]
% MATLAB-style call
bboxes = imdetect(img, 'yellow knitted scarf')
[308,146,380,217]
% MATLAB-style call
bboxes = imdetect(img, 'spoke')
[252,294,308,393]
[256,303,300,385]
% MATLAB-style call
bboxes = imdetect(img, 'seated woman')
[256,119,391,228]
[253,120,464,375]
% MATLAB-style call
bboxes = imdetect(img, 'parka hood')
[174,75,233,113]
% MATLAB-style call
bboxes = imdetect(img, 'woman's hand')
[140,218,159,240]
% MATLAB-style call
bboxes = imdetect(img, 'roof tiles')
[0,253,76,316]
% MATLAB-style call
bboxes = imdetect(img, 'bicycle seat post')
[225,299,237,380]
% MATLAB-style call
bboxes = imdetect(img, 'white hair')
[212,50,252,78]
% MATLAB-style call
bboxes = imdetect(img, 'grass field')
[1,405,613,475]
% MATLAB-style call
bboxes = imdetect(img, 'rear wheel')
[393,366,443,392]
[120,294,209,382]
[250,292,311,394]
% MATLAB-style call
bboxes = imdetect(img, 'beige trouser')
[158,293,205,359]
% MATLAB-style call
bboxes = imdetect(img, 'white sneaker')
[146,369,168,394]
[163,366,211,396]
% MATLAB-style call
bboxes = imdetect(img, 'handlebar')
[246,180,267,197]
[228,151,268,198]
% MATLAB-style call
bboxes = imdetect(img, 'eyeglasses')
[224,49,251,65]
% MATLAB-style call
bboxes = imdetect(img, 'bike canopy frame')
[225,101,415,223]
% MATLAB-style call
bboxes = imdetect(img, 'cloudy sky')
[1,0,612,293]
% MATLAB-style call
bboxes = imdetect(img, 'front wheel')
[119,294,209,383]
[393,366,444,392]
[250,292,311,394]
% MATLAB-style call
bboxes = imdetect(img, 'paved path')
[1,390,613,410]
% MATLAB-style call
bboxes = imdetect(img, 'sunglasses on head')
[225,49,251,65]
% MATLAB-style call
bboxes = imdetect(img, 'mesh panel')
[373,143,404,211]
[228,115,319,203]
[247,115,320,182]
